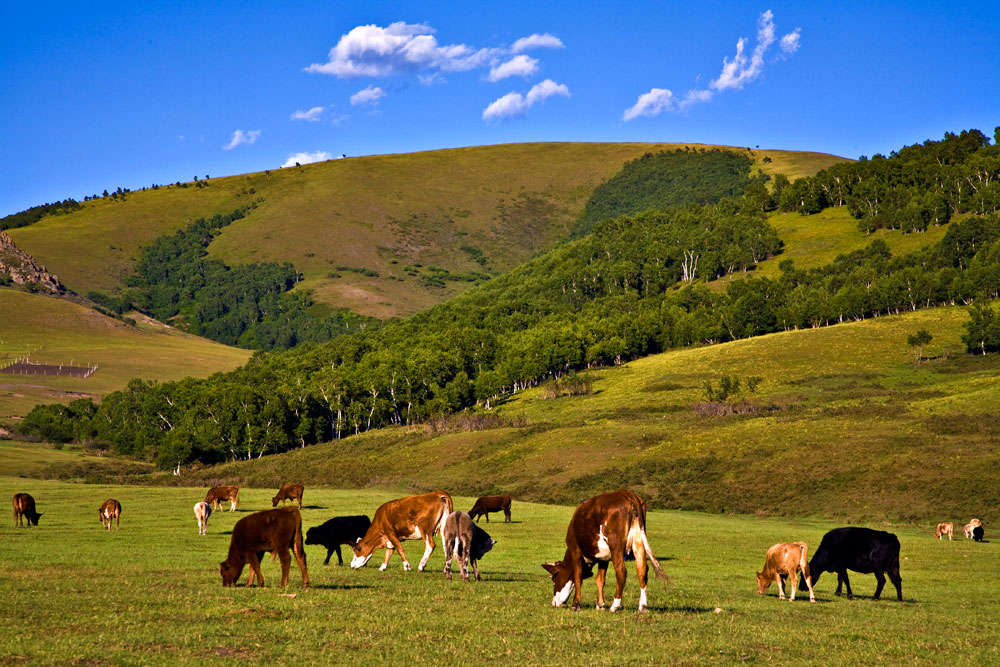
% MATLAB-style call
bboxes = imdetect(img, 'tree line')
[1,198,82,231]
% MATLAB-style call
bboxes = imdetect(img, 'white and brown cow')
[542,489,667,613]
[194,501,213,535]
[351,491,453,572]
[934,522,954,541]
[205,485,240,512]
[756,541,815,602]
[963,518,982,539]
[98,498,122,531]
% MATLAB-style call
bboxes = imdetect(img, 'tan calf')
[756,541,815,602]
[934,522,953,540]
[99,498,122,531]
[963,518,982,539]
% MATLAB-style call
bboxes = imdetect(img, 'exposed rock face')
[0,230,64,293]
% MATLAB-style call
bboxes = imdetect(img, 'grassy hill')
[0,288,250,421]
[7,143,848,319]
[169,305,999,523]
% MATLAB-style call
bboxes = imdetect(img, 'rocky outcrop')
[0,230,64,293]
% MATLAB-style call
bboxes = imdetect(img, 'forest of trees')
[17,129,1000,469]
[0,198,82,231]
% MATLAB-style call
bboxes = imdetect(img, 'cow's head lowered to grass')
[542,560,593,607]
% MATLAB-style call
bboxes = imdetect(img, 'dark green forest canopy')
[573,147,766,237]
[0,198,82,231]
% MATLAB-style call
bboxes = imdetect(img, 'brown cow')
[272,483,304,508]
[934,522,954,541]
[220,507,309,588]
[756,542,815,602]
[469,494,512,523]
[99,498,122,531]
[542,489,668,612]
[205,485,240,512]
[351,491,454,572]
[963,519,982,539]
[12,493,42,527]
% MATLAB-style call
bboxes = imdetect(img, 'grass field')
[8,143,847,319]
[0,288,251,422]
[172,305,1000,523]
[1,479,995,664]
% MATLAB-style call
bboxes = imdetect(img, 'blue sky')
[2,1,999,217]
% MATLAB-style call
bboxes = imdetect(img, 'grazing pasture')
[1,479,997,664]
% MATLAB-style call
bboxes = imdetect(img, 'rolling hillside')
[7,143,848,319]
[0,288,250,421]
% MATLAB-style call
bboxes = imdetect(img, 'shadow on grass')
[308,583,372,591]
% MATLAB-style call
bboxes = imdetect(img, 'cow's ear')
[541,562,559,575]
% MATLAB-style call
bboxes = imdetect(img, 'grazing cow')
[804,527,902,601]
[934,522,954,541]
[442,511,497,582]
[756,542,815,602]
[205,485,240,512]
[12,493,42,527]
[973,525,985,542]
[351,491,454,572]
[194,501,213,535]
[542,489,668,613]
[272,483,304,508]
[305,515,372,566]
[469,494,512,523]
[219,507,309,588]
[964,519,982,539]
[98,498,122,531]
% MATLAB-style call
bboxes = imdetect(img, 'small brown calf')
[99,498,122,531]
[934,522,954,541]
[205,485,240,512]
[272,483,304,508]
[756,542,815,602]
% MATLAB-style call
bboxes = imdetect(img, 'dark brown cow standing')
[99,498,122,531]
[220,507,310,588]
[205,485,240,512]
[272,483,304,508]
[12,493,42,527]
[351,491,453,572]
[469,494,512,523]
[542,489,667,612]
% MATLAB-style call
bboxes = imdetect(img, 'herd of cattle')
[10,486,989,611]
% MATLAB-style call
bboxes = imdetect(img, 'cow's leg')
[277,548,292,587]
[247,553,264,587]
[834,572,843,596]
[504,507,511,523]
[459,536,470,582]
[571,563,584,611]
[593,562,609,609]
[485,511,490,523]
[788,571,798,601]
[840,570,854,599]
[385,535,409,571]
[609,554,627,612]
[293,544,309,588]
[802,566,816,602]
[323,548,333,566]
[775,573,786,600]
[471,555,481,582]
[633,534,649,612]
[417,535,436,572]
[888,565,903,601]
[872,570,886,601]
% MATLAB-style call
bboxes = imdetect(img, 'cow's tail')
[437,492,453,538]
[292,511,306,560]
[641,529,670,584]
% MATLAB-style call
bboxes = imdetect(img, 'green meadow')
[1,480,996,664]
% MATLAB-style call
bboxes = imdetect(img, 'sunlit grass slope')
[0,288,251,421]
[1,480,997,664]
[176,306,999,522]
[8,143,847,319]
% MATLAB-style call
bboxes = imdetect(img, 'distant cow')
[272,483,304,508]
[756,542,815,602]
[442,511,497,582]
[98,499,122,531]
[542,489,668,612]
[205,485,240,512]
[305,515,372,566]
[351,491,453,572]
[804,527,902,601]
[194,501,213,535]
[12,493,41,527]
[973,525,985,542]
[964,519,982,539]
[220,507,309,588]
[469,494,512,523]
[934,522,954,541]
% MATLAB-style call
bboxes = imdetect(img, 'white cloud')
[511,33,564,53]
[223,129,260,150]
[487,55,539,82]
[350,85,386,106]
[305,21,495,78]
[419,72,446,86]
[623,88,676,121]
[281,151,332,168]
[780,29,801,55]
[483,78,570,122]
[291,106,325,122]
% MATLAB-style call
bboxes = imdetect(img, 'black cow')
[973,525,985,542]
[803,527,902,601]
[304,515,372,566]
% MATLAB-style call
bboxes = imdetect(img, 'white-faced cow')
[805,527,902,601]
[756,542,815,602]
[205,485,240,512]
[542,489,668,613]
[272,483,304,508]
[351,491,453,572]
[469,494,512,523]
[934,522,954,541]
[12,493,42,527]
[194,501,213,535]
[220,507,309,588]
[442,511,497,582]
[98,498,122,531]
